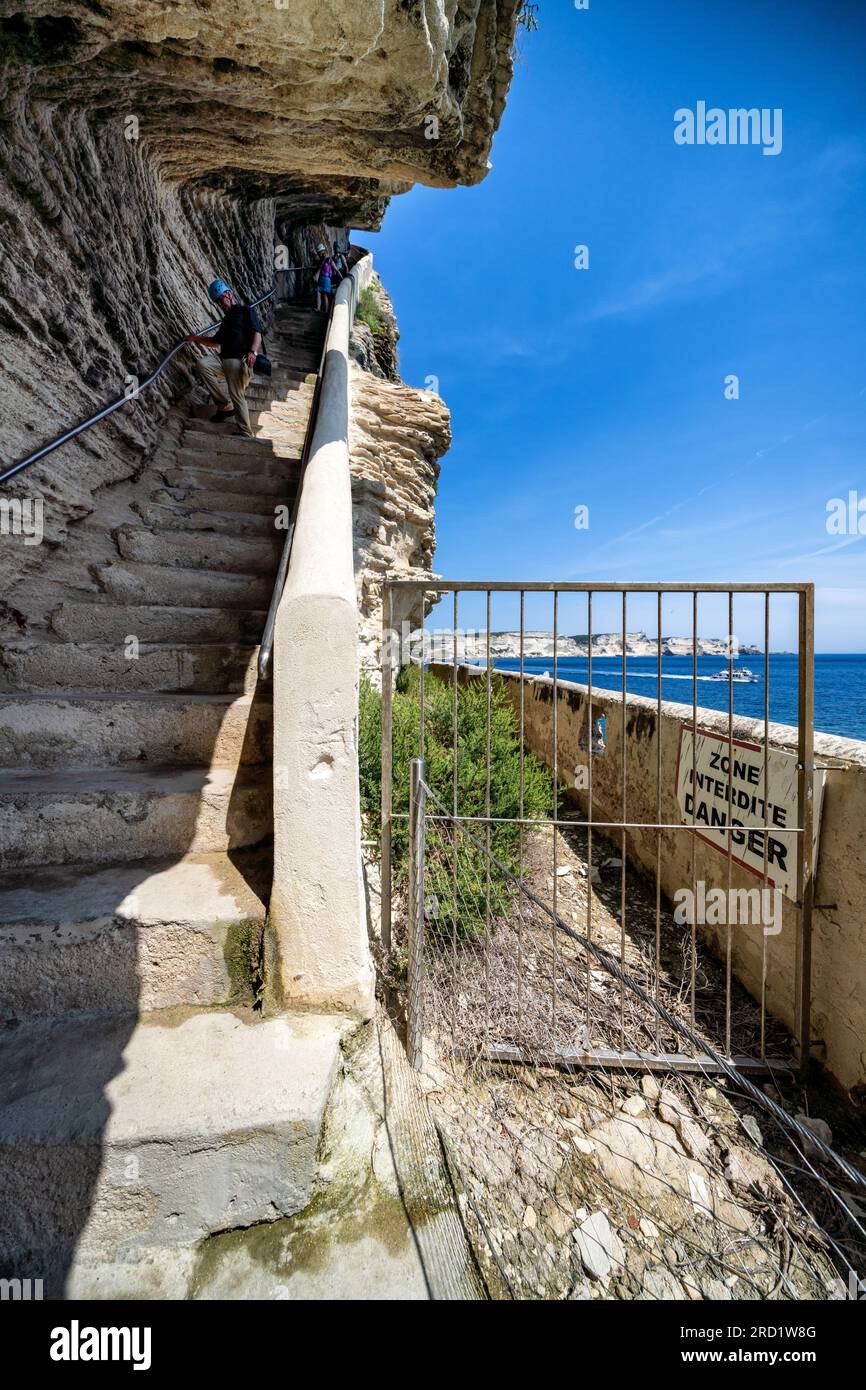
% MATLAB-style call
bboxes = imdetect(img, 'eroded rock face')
[1,2,520,195]
[0,0,520,599]
[349,279,451,678]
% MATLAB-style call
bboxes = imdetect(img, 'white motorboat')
[706,666,759,683]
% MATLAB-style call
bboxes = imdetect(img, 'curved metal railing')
[0,286,277,486]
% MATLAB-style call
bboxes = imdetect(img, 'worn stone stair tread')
[246,384,314,399]
[245,408,309,421]
[0,1005,343,1153]
[114,524,281,574]
[0,851,271,1019]
[186,421,305,441]
[0,690,271,769]
[0,850,266,927]
[169,448,301,471]
[50,600,268,643]
[180,429,283,452]
[151,485,289,516]
[0,763,272,869]
[0,762,269,793]
[161,468,291,500]
[167,455,300,483]
[176,439,306,462]
[94,561,274,607]
[0,1009,346,1289]
[0,639,265,695]
[132,501,281,534]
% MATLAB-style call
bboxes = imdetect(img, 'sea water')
[490,653,866,742]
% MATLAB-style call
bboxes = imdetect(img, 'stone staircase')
[0,302,349,1296]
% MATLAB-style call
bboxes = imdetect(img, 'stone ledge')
[0,1009,347,1295]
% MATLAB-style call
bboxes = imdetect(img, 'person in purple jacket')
[314,244,335,313]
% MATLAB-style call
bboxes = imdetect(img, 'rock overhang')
[1,0,523,222]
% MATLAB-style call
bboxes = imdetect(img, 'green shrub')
[359,668,552,937]
[356,284,385,338]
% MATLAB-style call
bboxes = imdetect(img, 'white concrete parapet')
[270,255,376,1018]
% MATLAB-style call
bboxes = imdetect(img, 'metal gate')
[379,581,817,1079]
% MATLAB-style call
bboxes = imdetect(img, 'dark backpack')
[244,303,272,377]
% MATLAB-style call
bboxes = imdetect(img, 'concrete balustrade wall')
[430,663,866,1093]
[270,255,376,1019]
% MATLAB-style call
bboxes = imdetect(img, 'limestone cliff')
[349,277,451,676]
[0,0,521,599]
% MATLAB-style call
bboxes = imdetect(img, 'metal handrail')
[0,286,277,486]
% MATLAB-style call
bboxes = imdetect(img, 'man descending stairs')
[0,301,348,1297]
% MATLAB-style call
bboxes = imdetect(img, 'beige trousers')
[196,355,253,436]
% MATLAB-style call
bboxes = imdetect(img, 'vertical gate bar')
[761,591,771,1059]
[485,590,492,1034]
[726,591,734,1057]
[407,757,426,1069]
[586,590,593,1031]
[518,589,526,1035]
[519,588,526,831]
[381,583,394,955]
[690,590,698,1033]
[797,586,815,1078]
[620,590,627,1049]
[452,590,459,972]
[552,588,559,1029]
[419,589,426,761]
[655,591,662,1042]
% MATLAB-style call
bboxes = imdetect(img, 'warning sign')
[675,728,824,901]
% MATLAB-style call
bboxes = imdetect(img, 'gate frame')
[380,581,816,1077]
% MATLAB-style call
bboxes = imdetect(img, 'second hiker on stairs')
[184,278,263,439]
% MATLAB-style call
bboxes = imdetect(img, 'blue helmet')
[208,278,231,302]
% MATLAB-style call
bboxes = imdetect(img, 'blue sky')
[360,0,866,651]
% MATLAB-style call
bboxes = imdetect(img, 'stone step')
[163,466,290,498]
[151,484,287,516]
[179,429,290,455]
[95,561,273,608]
[265,353,319,367]
[171,447,301,475]
[0,849,270,1020]
[114,524,281,574]
[50,600,268,644]
[0,764,272,868]
[0,1009,344,1296]
[249,405,312,425]
[132,500,282,538]
[256,363,316,377]
[0,691,271,769]
[254,365,316,379]
[185,420,305,443]
[0,639,263,695]
[249,400,313,421]
[195,422,309,447]
[249,420,310,441]
[246,381,315,400]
